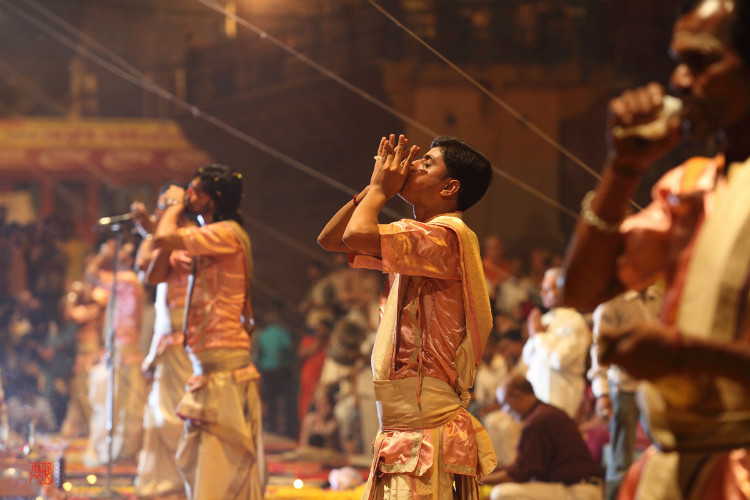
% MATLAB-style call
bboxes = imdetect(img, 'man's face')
[118,242,135,266]
[184,177,215,217]
[398,147,453,207]
[540,272,559,309]
[484,236,503,260]
[498,386,523,421]
[669,0,750,138]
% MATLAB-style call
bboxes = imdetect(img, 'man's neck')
[522,398,540,420]
[199,213,214,226]
[413,204,459,222]
[722,114,750,166]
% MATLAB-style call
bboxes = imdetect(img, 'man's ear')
[441,178,460,198]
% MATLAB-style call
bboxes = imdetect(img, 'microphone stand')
[94,222,126,499]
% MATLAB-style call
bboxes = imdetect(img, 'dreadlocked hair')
[193,164,245,226]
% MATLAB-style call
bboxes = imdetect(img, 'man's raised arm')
[318,135,395,253]
[317,184,370,253]
[149,185,187,284]
[341,134,418,257]
[561,83,681,311]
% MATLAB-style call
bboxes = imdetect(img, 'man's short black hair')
[193,164,244,226]
[430,136,493,211]
[505,374,536,396]
[679,0,750,68]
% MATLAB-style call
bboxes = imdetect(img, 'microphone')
[95,213,133,226]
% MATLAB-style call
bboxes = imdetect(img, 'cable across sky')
[3,0,628,228]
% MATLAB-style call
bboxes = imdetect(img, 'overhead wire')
[363,0,641,211]
[0,0,337,304]
[364,1,601,181]
[192,0,587,218]
[11,0,600,224]
[6,0,402,222]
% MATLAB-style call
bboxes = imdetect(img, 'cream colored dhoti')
[83,347,146,466]
[363,377,496,500]
[135,338,191,497]
[175,349,266,500]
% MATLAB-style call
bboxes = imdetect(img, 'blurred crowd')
[0,213,620,474]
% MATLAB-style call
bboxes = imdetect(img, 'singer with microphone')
[131,184,194,498]
[560,1,750,499]
[149,164,265,500]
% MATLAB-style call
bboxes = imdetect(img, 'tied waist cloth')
[176,348,260,428]
[366,376,496,493]
[174,347,267,498]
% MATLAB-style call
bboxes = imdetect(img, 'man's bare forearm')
[134,237,157,274]
[342,187,387,257]
[145,248,172,285]
[561,161,642,311]
[684,336,750,386]
[153,205,185,251]
[318,186,370,252]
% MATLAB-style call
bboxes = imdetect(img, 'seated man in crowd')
[482,374,604,500]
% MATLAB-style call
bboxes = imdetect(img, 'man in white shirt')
[521,267,591,418]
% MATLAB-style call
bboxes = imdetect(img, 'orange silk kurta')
[618,155,722,327]
[166,249,191,311]
[352,214,496,499]
[616,155,750,500]
[94,269,144,354]
[380,219,465,387]
[178,222,250,353]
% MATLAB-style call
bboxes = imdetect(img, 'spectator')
[318,316,367,454]
[6,373,56,437]
[520,267,591,418]
[473,337,509,418]
[481,374,603,500]
[589,285,663,500]
[483,235,513,306]
[299,389,341,452]
[495,257,536,326]
[297,318,333,428]
[255,304,295,437]
[298,261,336,330]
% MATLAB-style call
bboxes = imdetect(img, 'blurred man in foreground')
[562,0,750,498]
